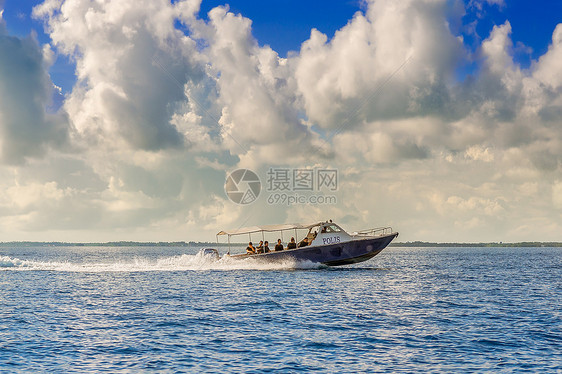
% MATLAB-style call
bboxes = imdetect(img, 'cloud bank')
[0,0,561,242]
[0,10,69,164]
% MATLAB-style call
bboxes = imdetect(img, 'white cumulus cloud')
[0,10,70,164]
[0,0,561,242]
[33,0,204,151]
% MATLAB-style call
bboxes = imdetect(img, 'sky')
[0,0,561,243]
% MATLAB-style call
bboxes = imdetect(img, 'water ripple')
[0,246,560,372]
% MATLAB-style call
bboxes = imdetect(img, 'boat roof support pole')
[227,235,231,255]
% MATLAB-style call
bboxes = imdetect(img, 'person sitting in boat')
[298,237,309,248]
[246,242,256,255]
[264,241,270,253]
[287,237,297,250]
[256,240,264,254]
[274,239,284,251]
[303,232,315,246]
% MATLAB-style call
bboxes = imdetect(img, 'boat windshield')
[323,224,342,233]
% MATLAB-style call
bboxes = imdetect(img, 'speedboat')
[202,221,398,266]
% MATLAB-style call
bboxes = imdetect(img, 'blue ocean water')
[0,245,560,373]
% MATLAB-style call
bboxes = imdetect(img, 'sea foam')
[0,252,325,272]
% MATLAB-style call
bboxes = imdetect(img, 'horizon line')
[0,241,561,248]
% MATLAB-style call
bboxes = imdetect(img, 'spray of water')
[0,253,326,273]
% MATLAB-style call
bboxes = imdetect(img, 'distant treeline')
[1,241,561,248]
[390,241,562,247]
[0,241,231,247]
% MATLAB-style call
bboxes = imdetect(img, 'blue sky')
[3,0,368,92]
[0,0,562,242]
[198,1,365,55]
[3,0,562,92]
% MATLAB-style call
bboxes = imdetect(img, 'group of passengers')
[246,235,313,255]
[245,240,269,255]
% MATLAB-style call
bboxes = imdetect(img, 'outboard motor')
[198,248,220,260]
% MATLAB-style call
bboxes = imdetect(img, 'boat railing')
[353,226,394,237]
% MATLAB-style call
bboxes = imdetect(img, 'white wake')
[0,252,325,272]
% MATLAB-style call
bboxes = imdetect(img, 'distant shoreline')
[390,241,562,247]
[0,241,561,248]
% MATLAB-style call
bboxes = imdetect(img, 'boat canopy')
[217,222,324,237]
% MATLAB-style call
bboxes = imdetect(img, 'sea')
[0,245,560,373]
